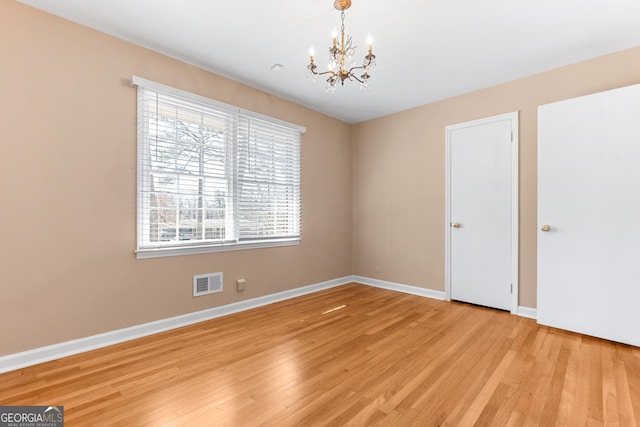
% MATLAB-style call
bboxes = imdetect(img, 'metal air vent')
[193,272,223,297]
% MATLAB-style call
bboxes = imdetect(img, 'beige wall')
[353,46,640,308]
[0,2,353,355]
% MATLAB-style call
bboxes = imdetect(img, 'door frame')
[444,111,519,314]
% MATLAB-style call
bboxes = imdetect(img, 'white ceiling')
[18,0,640,123]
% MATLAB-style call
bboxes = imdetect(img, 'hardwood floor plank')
[538,339,572,424]
[456,349,518,426]
[613,358,638,426]
[588,337,605,424]
[1,283,639,426]
[555,334,581,426]
[601,341,620,426]
[475,381,519,426]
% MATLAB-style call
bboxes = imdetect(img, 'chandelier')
[307,0,377,92]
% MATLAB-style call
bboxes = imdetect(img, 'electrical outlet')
[236,278,246,292]
[374,264,380,272]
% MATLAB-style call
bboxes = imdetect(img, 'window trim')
[135,238,300,259]
[132,76,305,259]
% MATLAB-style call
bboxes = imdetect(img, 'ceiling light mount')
[307,0,376,92]
[333,0,351,11]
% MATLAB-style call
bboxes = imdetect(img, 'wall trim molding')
[353,275,446,300]
[0,275,535,374]
[0,276,353,374]
[517,306,537,319]
[356,275,537,320]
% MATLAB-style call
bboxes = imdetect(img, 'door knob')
[540,224,551,232]
[452,222,461,228]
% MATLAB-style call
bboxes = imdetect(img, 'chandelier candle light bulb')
[307,0,376,91]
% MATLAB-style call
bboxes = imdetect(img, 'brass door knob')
[452,222,461,228]
[540,224,551,232]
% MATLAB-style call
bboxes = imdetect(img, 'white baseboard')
[0,276,353,374]
[517,306,537,319]
[0,275,535,374]
[353,275,446,300]
[356,275,537,320]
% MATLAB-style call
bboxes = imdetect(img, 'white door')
[446,112,518,312]
[538,84,640,347]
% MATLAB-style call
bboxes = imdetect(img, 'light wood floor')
[1,283,639,426]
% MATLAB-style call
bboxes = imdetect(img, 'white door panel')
[538,84,640,346]
[446,113,518,312]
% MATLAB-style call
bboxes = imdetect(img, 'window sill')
[136,239,300,259]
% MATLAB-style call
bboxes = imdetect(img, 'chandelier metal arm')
[347,66,365,83]
[348,75,364,84]
[308,68,334,78]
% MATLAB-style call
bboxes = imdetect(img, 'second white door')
[538,84,640,346]
[446,112,518,312]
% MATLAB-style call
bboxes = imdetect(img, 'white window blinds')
[133,77,304,258]
[237,114,301,241]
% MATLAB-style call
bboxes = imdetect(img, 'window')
[133,77,304,258]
